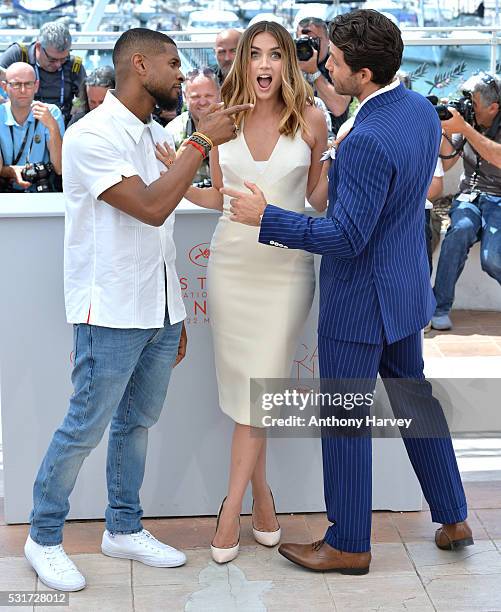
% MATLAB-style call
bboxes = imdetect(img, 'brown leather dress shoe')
[278,540,371,575]
[435,520,474,551]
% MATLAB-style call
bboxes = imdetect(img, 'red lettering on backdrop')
[194,300,207,315]
[185,242,211,324]
[294,343,318,379]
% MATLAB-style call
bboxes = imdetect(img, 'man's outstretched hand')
[220,181,267,226]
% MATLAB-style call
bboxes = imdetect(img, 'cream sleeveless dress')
[207,128,315,427]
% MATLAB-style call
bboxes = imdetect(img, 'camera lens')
[296,37,314,62]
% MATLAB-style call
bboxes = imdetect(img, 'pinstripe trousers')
[319,331,467,553]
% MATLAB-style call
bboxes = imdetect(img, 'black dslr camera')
[295,36,320,62]
[21,162,55,192]
[428,91,475,125]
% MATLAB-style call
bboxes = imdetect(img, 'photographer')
[0,21,85,127]
[67,66,115,127]
[165,68,220,187]
[296,16,351,135]
[213,29,242,86]
[431,73,501,330]
[0,62,63,192]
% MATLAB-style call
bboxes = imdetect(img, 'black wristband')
[189,133,211,157]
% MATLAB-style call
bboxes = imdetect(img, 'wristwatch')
[305,70,322,85]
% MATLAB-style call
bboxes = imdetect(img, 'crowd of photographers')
[1,18,499,323]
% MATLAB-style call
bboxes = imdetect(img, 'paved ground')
[0,310,500,611]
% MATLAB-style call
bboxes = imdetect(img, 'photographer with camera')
[0,21,85,127]
[295,16,351,135]
[0,62,63,193]
[431,73,501,330]
[165,67,221,187]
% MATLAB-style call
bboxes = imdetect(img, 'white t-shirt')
[425,158,444,210]
[62,91,186,329]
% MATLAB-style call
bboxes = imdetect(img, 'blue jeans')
[433,193,501,316]
[29,310,182,546]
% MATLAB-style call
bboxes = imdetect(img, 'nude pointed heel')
[252,488,281,547]
[210,497,240,564]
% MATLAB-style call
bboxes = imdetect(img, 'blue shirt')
[0,101,64,167]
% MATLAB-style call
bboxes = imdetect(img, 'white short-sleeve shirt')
[62,91,186,329]
[425,158,445,210]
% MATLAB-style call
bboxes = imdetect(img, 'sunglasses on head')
[482,73,500,100]
[298,17,326,28]
[186,67,215,81]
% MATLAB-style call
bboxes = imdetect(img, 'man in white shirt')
[24,27,251,592]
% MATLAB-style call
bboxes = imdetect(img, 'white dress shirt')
[62,91,186,329]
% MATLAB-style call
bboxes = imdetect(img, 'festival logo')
[183,242,211,325]
[189,243,210,268]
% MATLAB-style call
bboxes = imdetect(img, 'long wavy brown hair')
[221,21,314,136]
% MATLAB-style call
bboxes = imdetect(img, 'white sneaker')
[101,529,186,567]
[24,535,86,592]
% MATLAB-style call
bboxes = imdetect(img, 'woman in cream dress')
[160,21,329,563]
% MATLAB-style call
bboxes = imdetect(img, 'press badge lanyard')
[34,64,65,107]
[8,119,40,165]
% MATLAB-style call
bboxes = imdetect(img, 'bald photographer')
[431,73,501,331]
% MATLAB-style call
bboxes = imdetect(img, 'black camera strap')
[9,118,39,166]
[439,132,465,160]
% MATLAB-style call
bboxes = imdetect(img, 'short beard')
[144,82,179,112]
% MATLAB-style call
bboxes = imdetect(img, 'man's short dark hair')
[329,9,403,86]
[112,28,176,67]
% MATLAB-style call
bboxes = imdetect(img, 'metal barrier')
[1,26,500,93]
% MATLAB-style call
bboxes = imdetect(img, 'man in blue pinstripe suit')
[223,9,473,574]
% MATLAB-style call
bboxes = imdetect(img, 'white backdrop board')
[0,194,422,524]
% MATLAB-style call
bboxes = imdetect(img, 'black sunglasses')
[41,45,70,64]
[482,73,500,100]
[298,17,326,28]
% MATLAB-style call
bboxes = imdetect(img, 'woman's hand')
[155,141,177,169]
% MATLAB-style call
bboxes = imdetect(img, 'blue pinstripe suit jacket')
[259,83,441,344]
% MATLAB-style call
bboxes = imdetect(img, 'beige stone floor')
[1,495,501,612]
[423,309,501,358]
[1,310,500,611]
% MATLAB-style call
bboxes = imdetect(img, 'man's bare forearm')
[463,123,501,169]
[440,134,460,172]
[142,147,205,225]
[102,145,206,226]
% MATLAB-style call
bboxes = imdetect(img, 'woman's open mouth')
[257,75,272,91]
